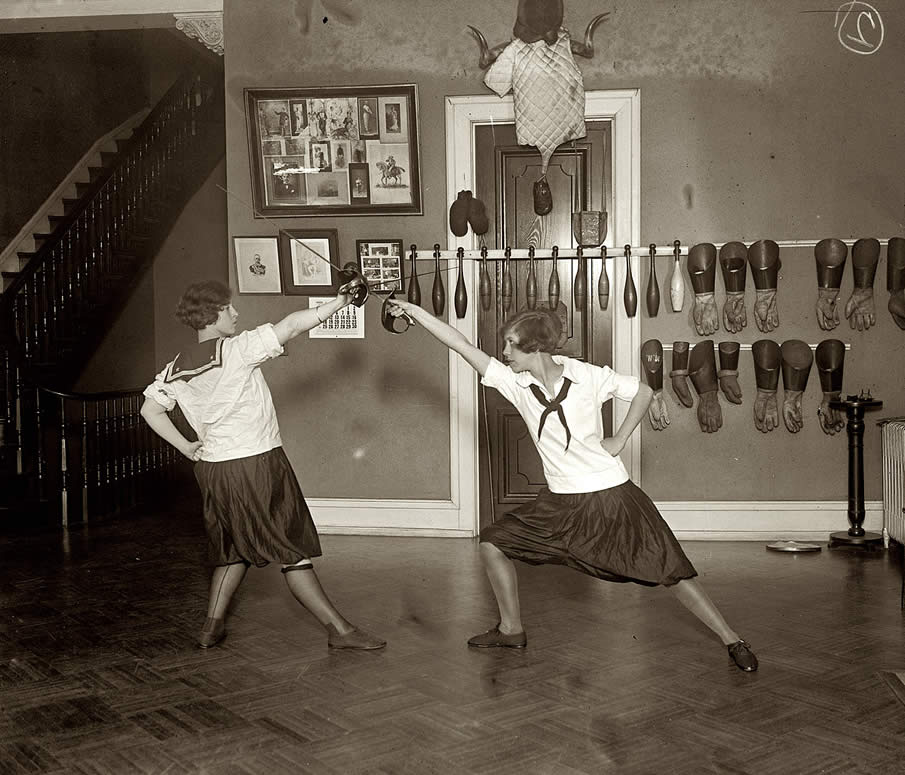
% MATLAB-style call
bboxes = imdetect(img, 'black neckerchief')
[528,377,573,450]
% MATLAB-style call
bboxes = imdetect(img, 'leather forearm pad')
[780,340,813,392]
[671,341,689,374]
[815,238,847,289]
[748,239,781,290]
[815,339,845,393]
[688,340,718,394]
[640,339,664,391]
[687,243,717,294]
[719,242,748,292]
[888,237,905,292]
[718,341,740,373]
[752,339,781,390]
[851,237,880,288]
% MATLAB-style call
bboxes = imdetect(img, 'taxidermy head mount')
[468,0,609,69]
[468,1,610,215]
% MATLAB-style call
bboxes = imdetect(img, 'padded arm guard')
[814,238,848,289]
[752,339,781,390]
[687,243,717,294]
[641,339,664,391]
[747,239,781,289]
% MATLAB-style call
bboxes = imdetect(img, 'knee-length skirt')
[480,480,697,587]
[193,447,322,567]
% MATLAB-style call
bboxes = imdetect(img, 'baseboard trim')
[309,497,884,541]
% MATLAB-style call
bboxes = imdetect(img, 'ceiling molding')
[174,11,223,55]
[0,1,222,19]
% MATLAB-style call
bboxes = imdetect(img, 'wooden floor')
[2,495,904,775]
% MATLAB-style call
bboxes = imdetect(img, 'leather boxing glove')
[669,341,694,408]
[815,339,845,434]
[688,243,718,336]
[717,341,743,404]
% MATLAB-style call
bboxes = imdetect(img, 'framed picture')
[234,236,282,295]
[244,84,422,217]
[278,229,340,295]
[356,239,404,293]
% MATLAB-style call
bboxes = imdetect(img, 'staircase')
[0,53,224,531]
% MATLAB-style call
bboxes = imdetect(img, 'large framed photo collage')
[244,84,422,217]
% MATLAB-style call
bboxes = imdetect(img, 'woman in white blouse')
[387,300,758,672]
[141,280,385,652]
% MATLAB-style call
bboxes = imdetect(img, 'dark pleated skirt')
[194,447,322,567]
[480,480,697,587]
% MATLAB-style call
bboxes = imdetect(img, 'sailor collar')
[164,338,224,383]
[513,355,582,393]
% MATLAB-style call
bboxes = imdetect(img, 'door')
[474,122,614,529]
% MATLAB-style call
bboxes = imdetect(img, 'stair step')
[47,214,69,229]
[75,181,95,197]
[100,150,119,166]
[17,251,36,263]
[87,166,105,182]
[61,197,82,213]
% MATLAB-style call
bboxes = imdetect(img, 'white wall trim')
[0,1,221,18]
[309,497,884,541]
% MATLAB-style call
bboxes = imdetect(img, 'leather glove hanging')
[689,341,722,432]
[719,241,748,334]
[748,240,781,333]
[780,340,813,433]
[752,339,781,432]
[669,341,694,408]
[688,242,718,336]
[815,339,845,434]
[886,237,905,330]
[844,237,880,331]
[814,238,847,331]
[717,342,743,405]
[641,339,669,431]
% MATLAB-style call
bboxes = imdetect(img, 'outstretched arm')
[140,398,203,461]
[273,290,353,345]
[601,382,652,456]
[387,298,491,376]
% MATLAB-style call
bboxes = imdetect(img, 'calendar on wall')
[308,297,365,338]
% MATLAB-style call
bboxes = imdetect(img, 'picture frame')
[356,239,405,293]
[244,84,422,217]
[278,229,340,295]
[234,236,282,295]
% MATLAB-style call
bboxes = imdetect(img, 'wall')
[224,0,904,503]
[0,30,151,254]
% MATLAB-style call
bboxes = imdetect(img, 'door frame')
[445,89,642,536]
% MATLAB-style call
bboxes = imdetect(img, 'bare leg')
[282,566,354,633]
[206,562,248,619]
[480,542,523,634]
[669,578,739,645]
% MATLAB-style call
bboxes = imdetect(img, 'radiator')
[881,419,905,546]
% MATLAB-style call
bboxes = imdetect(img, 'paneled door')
[474,122,614,529]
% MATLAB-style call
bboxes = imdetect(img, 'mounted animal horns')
[468,11,610,69]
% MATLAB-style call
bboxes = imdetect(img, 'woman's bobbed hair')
[175,281,232,330]
[499,308,562,354]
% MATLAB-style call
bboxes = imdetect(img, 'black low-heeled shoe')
[727,639,758,672]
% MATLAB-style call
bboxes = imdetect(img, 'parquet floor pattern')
[1,495,904,774]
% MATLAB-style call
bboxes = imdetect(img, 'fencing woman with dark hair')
[140,280,385,651]
[386,299,757,672]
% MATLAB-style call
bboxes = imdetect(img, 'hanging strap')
[528,378,573,451]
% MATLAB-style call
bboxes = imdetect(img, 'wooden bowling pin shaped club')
[646,243,660,317]
[501,246,513,312]
[548,245,561,309]
[454,246,467,318]
[479,245,492,311]
[670,239,684,312]
[623,244,638,317]
[573,246,588,310]
[526,245,537,309]
[407,244,421,306]
[432,243,445,315]
[598,245,609,310]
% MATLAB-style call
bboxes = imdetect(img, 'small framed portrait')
[279,229,340,295]
[309,140,332,172]
[358,97,379,138]
[234,236,282,295]
[348,162,370,203]
[356,238,404,293]
[289,99,308,136]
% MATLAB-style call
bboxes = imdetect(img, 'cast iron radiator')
[881,419,905,546]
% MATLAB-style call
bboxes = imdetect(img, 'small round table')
[828,394,883,549]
